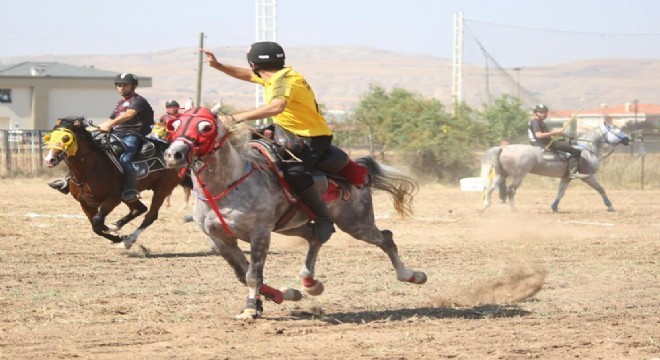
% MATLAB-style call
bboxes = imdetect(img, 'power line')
[464,19,660,37]
[465,24,542,106]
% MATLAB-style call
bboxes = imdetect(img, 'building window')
[0,89,11,103]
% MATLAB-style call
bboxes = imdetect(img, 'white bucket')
[459,177,484,192]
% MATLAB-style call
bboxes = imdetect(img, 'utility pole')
[254,0,277,124]
[196,32,204,108]
[451,11,464,115]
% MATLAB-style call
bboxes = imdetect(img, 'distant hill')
[2,46,658,114]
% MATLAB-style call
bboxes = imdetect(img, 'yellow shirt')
[252,67,332,137]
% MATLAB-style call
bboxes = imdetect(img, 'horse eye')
[61,135,71,143]
[198,121,213,134]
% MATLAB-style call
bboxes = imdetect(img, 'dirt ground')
[0,178,658,359]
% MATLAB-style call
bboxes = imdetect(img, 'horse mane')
[225,123,271,169]
[577,124,605,142]
[53,116,98,149]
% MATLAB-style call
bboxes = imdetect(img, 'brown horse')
[43,116,185,249]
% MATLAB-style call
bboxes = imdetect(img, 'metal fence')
[1,128,659,178]
[0,129,50,177]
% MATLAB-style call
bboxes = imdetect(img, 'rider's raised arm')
[221,99,287,125]
[202,49,254,82]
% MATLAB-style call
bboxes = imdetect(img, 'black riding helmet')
[165,100,180,108]
[114,73,139,86]
[246,41,285,70]
[534,104,549,113]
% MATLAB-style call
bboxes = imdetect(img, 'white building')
[0,62,151,130]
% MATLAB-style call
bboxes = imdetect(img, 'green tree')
[478,95,529,145]
[348,85,487,181]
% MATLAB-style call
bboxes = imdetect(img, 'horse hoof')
[409,271,427,285]
[235,309,259,321]
[122,238,135,250]
[236,298,263,320]
[304,281,324,296]
[105,226,120,235]
[607,207,616,212]
[282,288,303,301]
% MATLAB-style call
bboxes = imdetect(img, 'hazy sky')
[1,0,659,66]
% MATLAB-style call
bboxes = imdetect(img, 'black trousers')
[283,135,333,192]
[549,139,581,158]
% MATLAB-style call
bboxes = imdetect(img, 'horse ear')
[166,118,180,132]
[55,119,62,126]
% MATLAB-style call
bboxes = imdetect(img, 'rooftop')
[0,61,118,78]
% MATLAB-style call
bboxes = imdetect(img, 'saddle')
[542,148,571,161]
[93,132,168,179]
[249,128,369,204]
[529,142,572,162]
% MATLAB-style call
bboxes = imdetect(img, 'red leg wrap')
[259,284,284,304]
[302,277,316,288]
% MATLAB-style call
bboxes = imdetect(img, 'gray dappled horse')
[163,107,426,320]
[481,123,630,213]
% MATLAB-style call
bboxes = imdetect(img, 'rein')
[193,163,255,239]
[576,124,625,160]
[60,133,104,190]
[188,127,251,238]
[249,128,303,162]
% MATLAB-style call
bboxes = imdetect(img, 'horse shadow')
[126,249,219,259]
[281,304,531,324]
[126,248,284,259]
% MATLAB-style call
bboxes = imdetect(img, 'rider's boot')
[297,187,336,243]
[568,156,589,179]
[121,171,140,202]
[48,172,70,195]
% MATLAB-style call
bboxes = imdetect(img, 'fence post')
[38,130,44,172]
[2,130,10,174]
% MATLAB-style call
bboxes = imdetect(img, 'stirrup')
[48,179,69,195]
[121,189,139,202]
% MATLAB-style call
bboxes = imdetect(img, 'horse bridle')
[170,113,248,239]
[47,127,101,190]
[576,124,629,160]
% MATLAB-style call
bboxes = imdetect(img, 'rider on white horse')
[528,104,588,179]
[202,42,335,243]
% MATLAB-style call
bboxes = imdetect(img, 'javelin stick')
[546,107,583,149]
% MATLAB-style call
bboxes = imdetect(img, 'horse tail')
[355,156,419,217]
[480,146,499,186]
[481,146,507,200]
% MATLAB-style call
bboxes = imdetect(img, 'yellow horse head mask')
[43,118,84,157]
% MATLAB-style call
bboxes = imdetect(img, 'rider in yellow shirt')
[203,42,335,243]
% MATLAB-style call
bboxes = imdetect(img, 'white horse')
[163,107,426,320]
[481,123,630,212]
